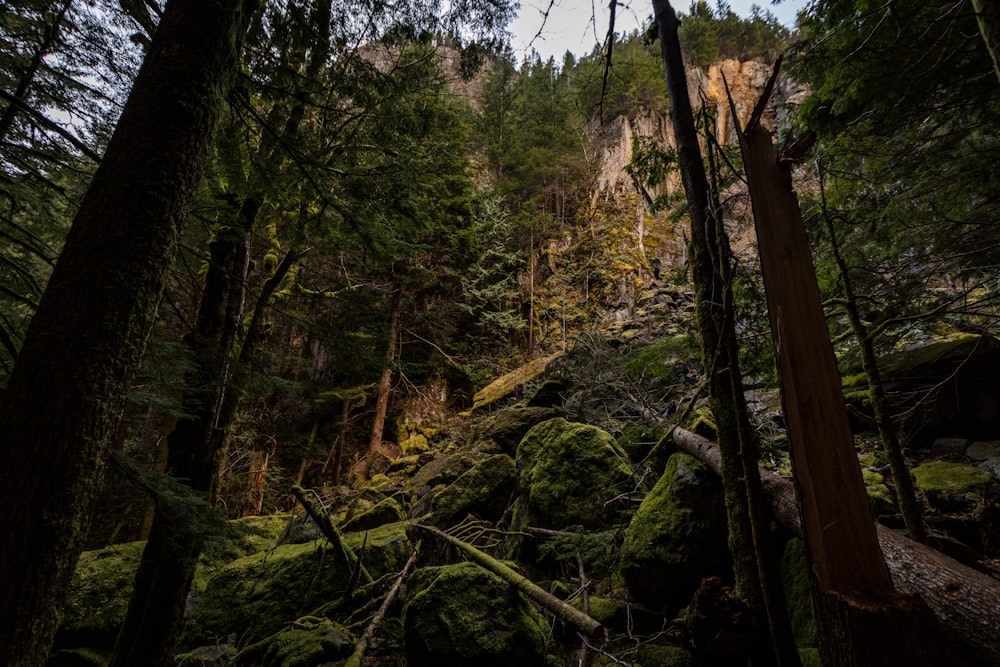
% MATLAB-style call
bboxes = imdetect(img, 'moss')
[798,647,822,667]
[46,647,111,666]
[181,522,412,650]
[59,541,145,649]
[239,616,353,667]
[911,461,998,512]
[341,497,405,532]
[619,453,728,612]
[780,538,816,648]
[471,352,564,411]
[403,562,546,666]
[862,469,897,515]
[569,596,661,635]
[424,454,517,528]
[636,644,698,666]
[482,406,561,454]
[516,418,637,530]
[400,433,430,455]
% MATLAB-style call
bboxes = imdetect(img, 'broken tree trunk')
[672,426,1000,666]
[733,59,954,666]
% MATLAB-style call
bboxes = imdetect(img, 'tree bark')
[651,3,797,664]
[357,288,402,480]
[973,0,1000,89]
[672,427,999,667]
[0,1,254,663]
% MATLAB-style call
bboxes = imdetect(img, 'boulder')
[403,562,546,667]
[423,454,517,528]
[911,461,999,512]
[619,452,728,612]
[482,406,560,454]
[237,616,354,667]
[516,418,637,530]
[180,521,412,649]
[341,496,405,532]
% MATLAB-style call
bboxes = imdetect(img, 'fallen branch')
[410,522,607,645]
[291,485,372,586]
[344,542,421,667]
[671,426,1000,666]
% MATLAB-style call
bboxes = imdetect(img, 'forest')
[1,0,999,665]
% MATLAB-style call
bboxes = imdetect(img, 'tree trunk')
[651,3,797,664]
[357,288,402,480]
[0,1,254,663]
[973,0,1000,88]
[672,427,999,667]
[733,70,951,665]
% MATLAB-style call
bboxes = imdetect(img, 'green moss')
[798,647,822,667]
[239,616,353,667]
[619,453,728,612]
[911,460,998,511]
[862,469,897,515]
[341,497,405,532]
[472,353,564,411]
[568,596,661,635]
[403,562,546,666]
[636,644,697,666]
[60,541,145,648]
[482,406,560,454]
[47,647,111,666]
[181,522,412,650]
[400,433,430,455]
[516,418,637,530]
[687,404,717,440]
[780,538,816,648]
[425,454,517,528]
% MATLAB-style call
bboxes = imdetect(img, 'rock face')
[515,418,636,530]
[619,452,728,612]
[403,562,547,667]
[422,453,517,528]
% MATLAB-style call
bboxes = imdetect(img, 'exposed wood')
[733,60,892,595]
[344,542,421,667]
[410,522,607,644]
[672,427,1000,666]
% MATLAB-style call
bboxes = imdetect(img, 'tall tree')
[0,0,256,663]
[651,2,799,665]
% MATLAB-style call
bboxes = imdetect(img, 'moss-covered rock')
[46,647,111,666]
[911,460,998,512]
[180,522,412,649]
[341,496,405,532]
[238,616,354,667]
[402,451,476,497]
[619,453,728,613]
[568,596,662,635]
[780,538,816,649]
[482,406,560,454]
[403,562,546,666]
[59,541,144,649]
[424,454,517,528]
[516,418,637,530]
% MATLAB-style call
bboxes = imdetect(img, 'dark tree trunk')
[973,0,1000,88]
[651,3,798,664]
[0,1,254,663]
[357,288,402,481]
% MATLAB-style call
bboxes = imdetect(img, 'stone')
[481,406,560,454]
[911,460,999,512]
[423,454,517,528]
[967,440,1000,461]
[515,418,637,530]
[403,562,546,667]
[619,453,728,613]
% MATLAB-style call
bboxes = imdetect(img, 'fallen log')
[672,426,1000,666]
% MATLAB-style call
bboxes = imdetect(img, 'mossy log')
[672,426,1000,666]
[344,542,421,667]
[410,523,607,644]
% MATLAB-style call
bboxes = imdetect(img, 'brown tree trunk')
[356,288,401,481]
[0,1,254,663]
[733,67,952,665]
[672,427,998,667]
[651,3,798,664]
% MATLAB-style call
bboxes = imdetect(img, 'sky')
[510,0,808,62]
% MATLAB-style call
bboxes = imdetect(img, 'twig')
[291,485,372,587]
[344,542,421,667]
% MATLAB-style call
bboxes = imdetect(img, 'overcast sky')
[510,0,808,62]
